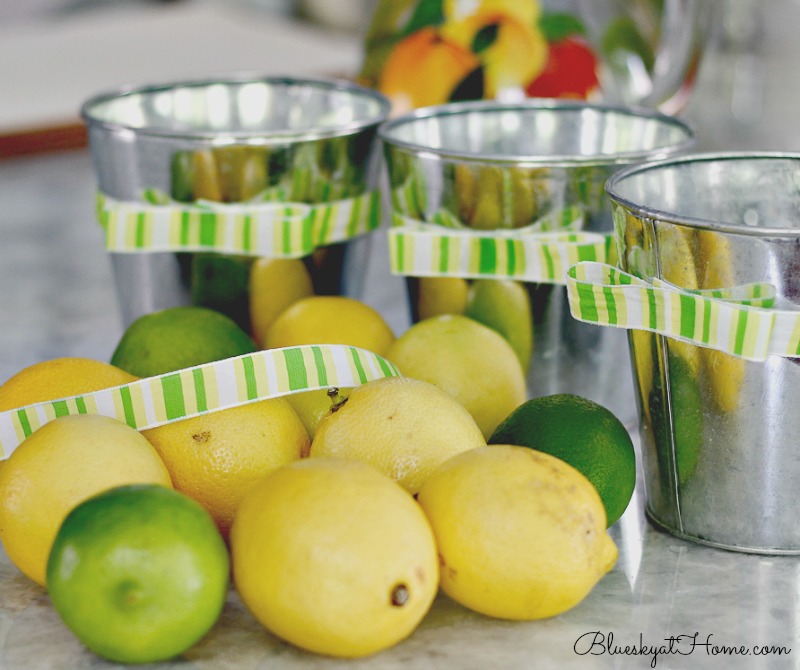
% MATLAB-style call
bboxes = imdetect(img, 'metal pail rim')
[378,98,696,168]
[606,151,800,238]
[81,74,391,143]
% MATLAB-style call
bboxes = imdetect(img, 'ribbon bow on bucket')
[388,209,611,284]
[566,262,800,362]
[97,189,381,258]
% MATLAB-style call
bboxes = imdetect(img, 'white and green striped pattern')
[389,213,610,284]
[566,261,800,361]
[0,345,399,459]
[98,189,381,257]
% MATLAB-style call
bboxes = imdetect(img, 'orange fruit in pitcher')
[378,27,479,112]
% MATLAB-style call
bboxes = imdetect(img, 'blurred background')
[0,0,789,153]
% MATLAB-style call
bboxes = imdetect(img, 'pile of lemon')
[0,262,635,664]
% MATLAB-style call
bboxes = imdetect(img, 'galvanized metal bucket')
[82,76,390,331]
[602,153,800,553]
[379,99,695,427]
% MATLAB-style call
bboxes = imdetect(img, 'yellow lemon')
[249,257,315,347]
[630,328,655,423]
[285,387,351,439]
[310,376,485,494]
[489,394,636,527]
[190,149,223,201]
[143,399,309,539]
[0,357,138,413]
[230,457,439,658]
[264,296,395,356]
[386,314,526,439]
[0,415,172,586]
[415,277,469,320]
[696,232,745,413]
[417,445,617,620]
[701,348,745,414]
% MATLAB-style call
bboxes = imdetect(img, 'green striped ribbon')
[0,345,399,459]
[388,212,609,284]
[97,189,381,257]
[566,261,800,361]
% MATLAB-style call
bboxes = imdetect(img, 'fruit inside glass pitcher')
[359,0,713,114]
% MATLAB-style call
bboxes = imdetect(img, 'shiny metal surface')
[81,76,389,141]
[380,100,695,166]
[82,76,391,327]
[380,100,695,425]
[608,153,800,553]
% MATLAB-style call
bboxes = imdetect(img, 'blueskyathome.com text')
[574,631,791,668]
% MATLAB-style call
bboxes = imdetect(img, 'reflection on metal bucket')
[607,152,800,553]
[81,76,390,331]
[380,99,694,426]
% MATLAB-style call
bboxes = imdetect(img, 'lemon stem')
[327,388,348,412]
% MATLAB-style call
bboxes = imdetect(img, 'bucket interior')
[381,102,694,165]
[83,78,389,139]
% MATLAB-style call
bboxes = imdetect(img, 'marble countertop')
[3,2,800,668]
[2,454,798,670]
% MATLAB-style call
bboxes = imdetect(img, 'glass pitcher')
[359,0,713,114]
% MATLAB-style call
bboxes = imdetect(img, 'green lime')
[489,394,636,527]
[649,350,704,487]
[46,484,229,664]
[169,151,195,202]
[190,253,253,332]
[464,279,533,370]
[111,306,257,377]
